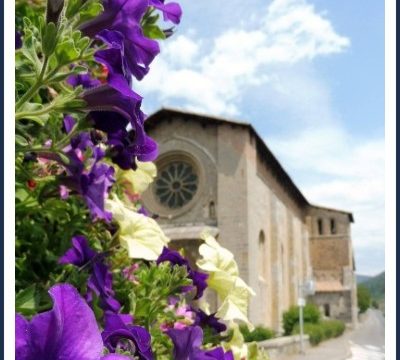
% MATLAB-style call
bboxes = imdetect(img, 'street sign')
[297,297,305,307]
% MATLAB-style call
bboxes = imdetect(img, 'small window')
[258,231,266,280]
[330,218,337,234]
[317,219,323,235]
[209,201,216,219]
[324,304,330,317]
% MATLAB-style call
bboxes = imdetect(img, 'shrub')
[239,324,275,342]
[282,303,320,335]
[293,320,345,345]
[357,284,371,313]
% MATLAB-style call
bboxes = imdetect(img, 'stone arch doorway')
[258,230,269,325]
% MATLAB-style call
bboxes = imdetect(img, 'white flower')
[196,232,255,327]
[117,161,157,195]
[106,197,169,260]
[222,323,269,360]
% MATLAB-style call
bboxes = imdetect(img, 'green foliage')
[141,8,166,40]
[292,320,345,345]
[239,324,275,342]
[357,284,371,313]
[362,272,385,301]
[127,262,192,326]
[282,303,320,335]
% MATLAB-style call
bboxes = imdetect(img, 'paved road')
[281,309,385,360]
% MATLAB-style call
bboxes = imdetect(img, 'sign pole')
[299,299,304,354]
[298,280,305,355]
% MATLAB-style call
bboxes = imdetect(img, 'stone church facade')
[142,108,358,332]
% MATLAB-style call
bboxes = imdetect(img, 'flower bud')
[46,0,64,25]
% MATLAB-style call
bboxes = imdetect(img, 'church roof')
[146,107,354,221]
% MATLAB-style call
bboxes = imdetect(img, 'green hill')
[362,272,385,301]
[356,274,372,284]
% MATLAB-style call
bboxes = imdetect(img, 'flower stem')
[16,57,49,110]
[15,101,57,120]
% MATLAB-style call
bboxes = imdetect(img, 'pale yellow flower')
[222,323,269,360]
[196,232,255,327]
[106,197,169,260]
[117,161,157,195]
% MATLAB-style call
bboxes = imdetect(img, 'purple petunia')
[15,31,22,49]
[82,83,158,169]
[59,236,121,313]
[79,0,159,80]
[149,0,182,24]
[166,326,233,360]
[157,247,208,299]
[15,284,132,360]
[67,73,101,89]
[102,312,154,360]
[58,235,96,267]
[87,262,122,313]
[95,29,134,97]
[60,130,115,221]
[193,309,227,335]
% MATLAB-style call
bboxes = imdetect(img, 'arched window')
[330,218,337,234]
[209,201,216,219]
[317,218,323,235]
[258,231,267,280]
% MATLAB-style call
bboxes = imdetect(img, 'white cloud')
[267,127,385,264]
[137,0,349,115]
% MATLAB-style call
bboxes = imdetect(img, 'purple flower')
[203,348,234,360]
[62,134,115,221]
[67,73,101,89]
[102,312,153,360]
[166,326,232,360]
[95,30,134,97]
[81,161,115,221]
[16,31,22,49]
[82,83,142,134]
[157,247,208,299]
[193,309,227,335]
[108,127,158,170]
[80,0,159,80]
[58,235,97,267]
[63,114,76,133]
[87,262,122,313]
[82,84,158,169]
[15,284,132,360]
[149,0,182,24]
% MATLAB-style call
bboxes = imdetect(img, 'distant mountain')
[357,274,373,284]
[360,272,385,301]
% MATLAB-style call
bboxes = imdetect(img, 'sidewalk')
[279,310,385,360]
[279,330,352,360]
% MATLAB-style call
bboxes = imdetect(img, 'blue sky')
[136,0,385,276]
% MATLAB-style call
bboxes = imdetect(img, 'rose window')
[155,161,198,209]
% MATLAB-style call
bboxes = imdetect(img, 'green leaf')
[76,37,90,51]
[42,22,58,56]
[143,25,166,40]
[59,99,87,111]
[16,285,39,315]
[66,0,82,18]
[57,151,71,165]
[15,135,29,147]
[71,65,88,74]
[79,1,104,23]
[55,40,80,66]
[16,188,30,203]
[129,291,137,314]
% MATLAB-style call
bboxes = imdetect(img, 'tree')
[357,284,371,313]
